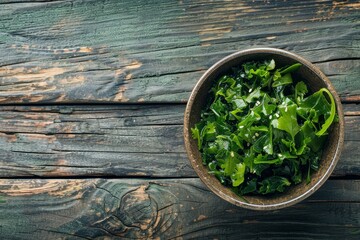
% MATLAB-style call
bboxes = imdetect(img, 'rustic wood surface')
[0,0,359,103]
[1,179,360,239]
[0,0,359,239]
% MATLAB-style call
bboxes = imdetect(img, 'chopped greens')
[191,59,338,195]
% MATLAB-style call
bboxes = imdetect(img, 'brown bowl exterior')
[184,48,344,210]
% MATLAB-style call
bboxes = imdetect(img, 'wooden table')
[0,0,359,239]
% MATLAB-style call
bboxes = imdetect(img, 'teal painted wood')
[0,0,359,103]
[0,179,359,239]
[0,104,357,177]
[0,1,359,239]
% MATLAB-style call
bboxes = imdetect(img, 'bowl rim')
[183,47,344,210]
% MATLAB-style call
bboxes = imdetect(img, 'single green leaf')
[272,73,293,87]
[245,87,262,103]
[254,154,282,165]
[253,164,269,176]
[240,178,257,195]
[238,110,261,129]
[297,120,325,152]
[259,176,291,194]
[253,94,276,116]
[244,150,269,176]
[215,135,230,151]
[208,161,217,171]
[203,122,216,141]
[224,88,236,102]
[191,126,202,150]
[287,159,302,184]
[273,86,286,103]
[231,134,244,150]
[205,142,218,155]
[250,125,268,132]
[232,98,247,110]
[252,129,273,155]
[273,70,281,81]
[218,76,236,88]
[231,163,246,187]
[237,126,253,143]
[264,125,273,154]
[315,88,336,136]
[214,88,226,101]
[230,108,244,121]
[266,59,276,70]
[298,88,331,122]
[279,63,302,75]
[210,99,226,117]
[309,154,320,171]
[276,104,300,140]
[214,117,232,135]
[253,134,267,153]
[243,150,255,173]
[277,152,297,161]
[295,81,308,101]
[221,151,240,176]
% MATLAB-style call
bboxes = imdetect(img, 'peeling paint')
[0,133,17,143]
[0,180,93,197]
[197,215,207,221]
[266,36,277,40]
[24,133,57,143]
[114,85,129,102]
[198,27,232,35]
[0,67,65,81]
[59,75,86,85]
[78,47,93,53]
[126,60,142,70]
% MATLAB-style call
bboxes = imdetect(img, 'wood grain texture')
[0,104,358,177]
[0,0,359,103]
[0,178,359,239]
[0,104,191,177]
[0,1,359,239]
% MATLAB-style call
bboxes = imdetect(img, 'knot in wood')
[117,185,157,233]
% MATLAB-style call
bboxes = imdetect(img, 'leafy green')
[276,104,300,140]
[259,176,291,194]
[221,151,240,176]
[315,88,336,136]
[295,81,308,102]
[191,59,338,196]
[191,125,202,150]
[272,73,293,87]
[279,63,302,75]
[231,163,246,187]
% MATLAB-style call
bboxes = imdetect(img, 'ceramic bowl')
[183,48,344,210]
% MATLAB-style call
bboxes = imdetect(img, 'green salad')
[191,59,337,195]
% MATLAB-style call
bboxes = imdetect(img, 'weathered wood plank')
[0,105,191,177]
[0,104,357,177]
[0,178,359,239]
[0,0,359,103]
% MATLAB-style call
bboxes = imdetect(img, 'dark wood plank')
[344,103,360,115]
[0,105,191,177]
[0,178,359,239]
[0,0,359,103]
[0,104,357,177]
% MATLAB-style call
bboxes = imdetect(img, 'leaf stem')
[315,88,336,136]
